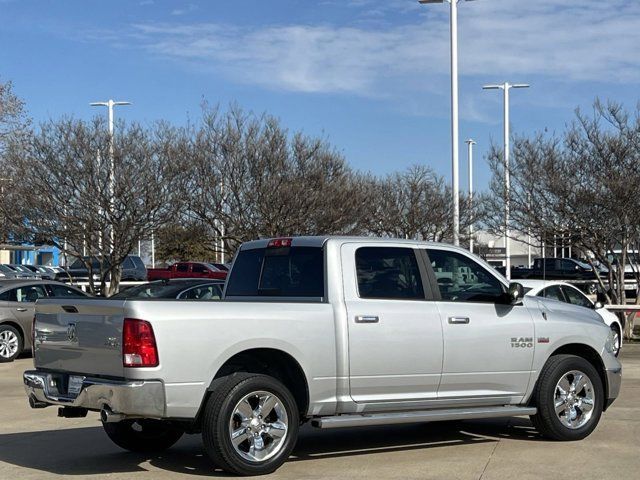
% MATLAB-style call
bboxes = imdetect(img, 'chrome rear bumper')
[24,370,165,418]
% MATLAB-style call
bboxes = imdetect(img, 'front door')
[425,247,535,405]
[342,243,443,404]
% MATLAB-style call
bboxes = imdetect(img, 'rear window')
[226,246,324,298]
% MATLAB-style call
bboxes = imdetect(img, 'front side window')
[355,247,424,300]
[427,249,505,303]
[562,286,592,308]
[539,285,565,302]
[122,257,135,269]
[192,263,208,274]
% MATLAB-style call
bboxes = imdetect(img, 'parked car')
[0,280,88,362]
[147,262,227,281]
[25,236,621,475]
[112,279,224,300]
[17,264,56,280]
[6,264,41,278]
[55,255,147,282]
[0,264,26,279]
[509,257,601,294]
[518,279,623,357]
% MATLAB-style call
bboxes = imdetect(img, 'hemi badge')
[538,337,550,344]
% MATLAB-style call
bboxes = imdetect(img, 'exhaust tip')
[101,407,125,423]
[29,395,47,409]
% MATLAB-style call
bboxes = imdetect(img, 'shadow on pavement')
[0,418,543,476]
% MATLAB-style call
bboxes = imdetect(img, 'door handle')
[355,315,379,323]
[16,307,28,312]
[448,316,470,324]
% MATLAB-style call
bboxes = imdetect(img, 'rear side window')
[176,263,189,272]
[226,247,324,298]
[355,247,424,300]
[122,257,135,269]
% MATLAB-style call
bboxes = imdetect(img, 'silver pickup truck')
[24,237,622,476]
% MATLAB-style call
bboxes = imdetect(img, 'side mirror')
[594,301,604,310]
[506,282,524,305]
[596,291,607,304]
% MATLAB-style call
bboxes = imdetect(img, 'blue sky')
[2,0,640,190]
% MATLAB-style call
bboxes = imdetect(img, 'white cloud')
[100,0,640,97]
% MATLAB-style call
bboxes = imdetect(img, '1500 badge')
[511,337,533,348]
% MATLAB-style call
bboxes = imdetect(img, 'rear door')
[425,247,535,404]
[342,243,443,404]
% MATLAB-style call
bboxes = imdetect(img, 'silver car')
[0,280,88,362]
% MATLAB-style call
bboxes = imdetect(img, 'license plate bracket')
[68,375,85,396]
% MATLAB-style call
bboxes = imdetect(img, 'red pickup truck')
[147,262,227,281]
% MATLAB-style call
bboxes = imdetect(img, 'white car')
[518,279,622,356]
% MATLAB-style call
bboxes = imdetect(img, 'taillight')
[123,318,159,368]
[267,238,292,248]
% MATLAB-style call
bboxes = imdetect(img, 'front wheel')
[102,419,184,452]
[530,354,603,441]
[201,373,300,476]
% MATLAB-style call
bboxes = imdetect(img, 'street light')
[465,139,476,253]
[90,100,131,253]
[482,82,529,280]
[419,0,476,246]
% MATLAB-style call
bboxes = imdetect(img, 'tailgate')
[34,298,127,378]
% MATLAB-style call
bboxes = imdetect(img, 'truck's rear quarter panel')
[121,300,338,418]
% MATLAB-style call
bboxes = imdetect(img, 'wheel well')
[537,343,609,409]
[197,348,309,426]
[0,320,25,343]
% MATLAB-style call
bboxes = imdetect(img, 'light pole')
[90,100,131,253]
[482,82,529,280]
[419,0,475,246]
[465,139,476,253]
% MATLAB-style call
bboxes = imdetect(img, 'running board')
[311,406,537,429]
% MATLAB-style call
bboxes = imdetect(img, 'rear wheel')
[201,373,299,476]
[102,419,184,452]
[530,354,603,441]
[0,325,22,363]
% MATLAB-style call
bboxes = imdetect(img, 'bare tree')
[367,165,480,244]
[0,117,189,295]
[487,100,640,338]
[187,105,373,254]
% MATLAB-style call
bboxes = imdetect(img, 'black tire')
[102,419,184,452]
[201,373,300,476]
[0,324,23,363]
[610,323,622,357]
[530,354,603,441]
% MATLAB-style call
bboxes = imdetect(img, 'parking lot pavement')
[1,348,639,480]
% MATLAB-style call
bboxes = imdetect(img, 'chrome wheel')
[554,370,595,429]
[229,390,289,462]
[0,330,19,359]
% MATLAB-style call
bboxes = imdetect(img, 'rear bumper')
[23,370,166,418]
[605,366,622,410]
